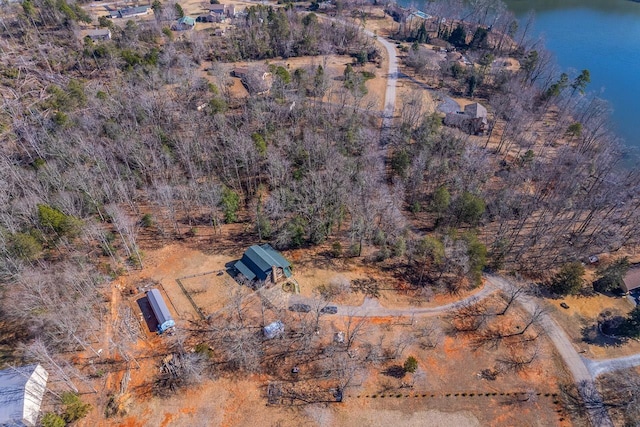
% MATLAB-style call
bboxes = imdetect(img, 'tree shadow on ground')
[581,323,626,347]
[351,278,380,298]
[536,284,597,300]
[382,365,406,378]
[292,248,342,271]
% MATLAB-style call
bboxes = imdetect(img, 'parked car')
[560,302,570,309]
[289,303,311,313]
[320,306,338,315]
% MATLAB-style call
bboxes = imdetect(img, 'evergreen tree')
[415,22,429,44]
[550,262,585,295]
[618,306,640,338]
[593,257,629,293]
[448,24,467,48]
[469,27,488,49]
[174,3,184,18]
[571,69,591,95]
[404,356,418,373]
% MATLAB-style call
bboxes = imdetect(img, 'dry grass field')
[545,294,639,359]
[71,243,574,427]
[59,5,640,426]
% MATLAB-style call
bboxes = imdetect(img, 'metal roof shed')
[147,289,175,334]
[0,364,48,427]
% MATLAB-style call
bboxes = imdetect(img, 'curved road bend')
[285,272,614,425]
[484,274,613,427]
[308,21,614,425]
[360,24,614,426]
[287,281,496,317]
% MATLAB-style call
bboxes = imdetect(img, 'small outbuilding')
[85,29,111,41]
[232,67,249,79]
[622,267,640,293]
[234,244,292,286]
[0,364,48,427]
[147,288,175,334]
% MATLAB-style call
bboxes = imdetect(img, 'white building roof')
[0,364,49,427]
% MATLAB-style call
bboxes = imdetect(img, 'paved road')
[484,274,613,427]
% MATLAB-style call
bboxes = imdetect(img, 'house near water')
[444,102,488,135]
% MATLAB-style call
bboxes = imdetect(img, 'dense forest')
[0,0,639,408]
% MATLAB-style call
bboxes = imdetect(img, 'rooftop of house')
[121,5,150,14]
[464,102,487,118]
[234,244,292,281]
[0,364,49,427]
[86,29,111,36]
[84,29,111,39]
[623,267,640,292]
[177,16,196,26]
[109,5,150,18]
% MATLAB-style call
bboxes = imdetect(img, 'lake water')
[504,0,640,162]
[399,0,640,162]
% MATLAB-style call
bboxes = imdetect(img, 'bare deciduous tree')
[497,345,539,373]
[449,297,489,333]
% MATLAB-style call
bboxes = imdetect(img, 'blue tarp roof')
[234,244,291,281]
